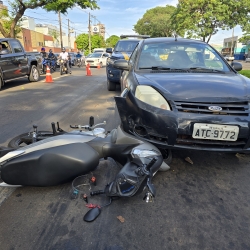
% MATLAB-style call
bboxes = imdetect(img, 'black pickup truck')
[0,38,42,90]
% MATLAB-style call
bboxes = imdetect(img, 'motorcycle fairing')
[1,143,99,186]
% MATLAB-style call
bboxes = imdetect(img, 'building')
[20,16,36,30]
[91,23,105,39]
[222,36,246,60]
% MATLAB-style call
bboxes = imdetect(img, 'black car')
[106,35,150,91]
[113,37,250,153]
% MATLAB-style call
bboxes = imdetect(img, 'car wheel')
[29,65,40,82]
[0,75,3,90]
[159,148,173,165]
[107,79,116,91]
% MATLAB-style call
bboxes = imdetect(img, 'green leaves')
[75,33,105,55]
[0,0,99,38]
[172,0,250,42]
[133,5,184,38]
[106,35,119,48]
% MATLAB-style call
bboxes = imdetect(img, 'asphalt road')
[0,66,250,250]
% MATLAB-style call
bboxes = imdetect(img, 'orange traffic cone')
[45,65,53,83]
[86,63,92,76]
[97,63,100,69]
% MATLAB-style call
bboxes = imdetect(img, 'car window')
[114,40,139,52]
[129,44,139,64]
[138,42,230,71]
[0,41,11,54]
[9,40,23,53]
[88,53,102,58]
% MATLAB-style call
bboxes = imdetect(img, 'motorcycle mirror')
[83,207,101,222]
[89,116,94,127]
[147,182,156,197]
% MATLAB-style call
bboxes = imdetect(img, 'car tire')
[159,148,173,165]
[29,65,40,82]
[107,79,116,91]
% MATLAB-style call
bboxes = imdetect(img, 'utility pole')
[88,12,91,53]
[67,19,71,51]
[58,11,63,49]
[230,27,234,57]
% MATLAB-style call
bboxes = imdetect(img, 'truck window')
[0,41,11,54]
[10,40,23,53]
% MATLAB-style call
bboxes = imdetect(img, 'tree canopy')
[133,5,184,38]
[0,0,98,38]
[172,0,250,43]
[105,35,119,48]
[75,33,105,55]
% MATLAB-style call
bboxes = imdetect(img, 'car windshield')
[137,42,230,72]
[115,40,139,52]
[88,53,102,58]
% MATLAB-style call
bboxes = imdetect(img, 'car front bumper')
[106,63,122,83]
[115,90,250,153]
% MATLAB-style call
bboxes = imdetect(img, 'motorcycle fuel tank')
[1,142,99,186]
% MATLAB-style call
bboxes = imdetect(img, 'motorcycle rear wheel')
[8,131,56,148]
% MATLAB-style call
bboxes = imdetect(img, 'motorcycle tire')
[60,66,63,75]
[8,131,55,148]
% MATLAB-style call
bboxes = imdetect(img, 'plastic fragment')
[117,216,125,223]
[185,157,193,165]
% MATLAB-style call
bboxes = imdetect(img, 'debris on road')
[185,157,193,165]
[117,216,125,223]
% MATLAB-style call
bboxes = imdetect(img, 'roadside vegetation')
[239,70,250,78]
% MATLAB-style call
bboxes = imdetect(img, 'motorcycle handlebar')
[90,190,105,196]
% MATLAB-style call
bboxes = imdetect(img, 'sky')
[20,0,244,45]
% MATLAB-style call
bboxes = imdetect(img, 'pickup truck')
[0,38,42,90]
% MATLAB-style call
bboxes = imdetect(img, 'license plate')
[192,123,239,141]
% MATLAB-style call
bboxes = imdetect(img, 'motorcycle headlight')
[135,86,171,110]
[132,149,161,158]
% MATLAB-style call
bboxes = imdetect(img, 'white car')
[85,52,110,67]
[224,55,234,61]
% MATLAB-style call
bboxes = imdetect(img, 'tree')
[172,0,250,43]
[133,5,184,37]
[0,0,98,38]
[75,33,104,55]
[49,30,60,46]
[106,35,119,47]
[0,7,22,38]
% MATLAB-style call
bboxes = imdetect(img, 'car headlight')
[135,86,171,110]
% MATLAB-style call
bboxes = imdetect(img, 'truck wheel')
[107,79,116,91]
[29,65,40,82]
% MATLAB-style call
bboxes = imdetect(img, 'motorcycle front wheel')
[8,131,56,148]
[60,66,63,75]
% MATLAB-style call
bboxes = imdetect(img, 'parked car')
[106,35,150,91]
[224,54,234,61]
[112,37,250,154]
[85,52,110,67]
[0,38,42,90]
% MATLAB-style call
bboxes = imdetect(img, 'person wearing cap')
[59,47,71,74]
[40,47,47,58]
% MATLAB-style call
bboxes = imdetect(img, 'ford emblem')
[208,106,222,111]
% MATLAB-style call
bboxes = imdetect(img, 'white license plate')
[192,123,239,141]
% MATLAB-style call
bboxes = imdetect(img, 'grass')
[239,70,250,78]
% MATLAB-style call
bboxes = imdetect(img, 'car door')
[0,40,17,80]
[9,39,28,76]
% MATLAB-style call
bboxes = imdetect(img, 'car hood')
[135,72,250,102]
[111,51,132,61]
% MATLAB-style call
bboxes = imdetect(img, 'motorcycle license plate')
[192,123,239,141]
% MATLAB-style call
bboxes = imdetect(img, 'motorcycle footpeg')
[143,192,154,203]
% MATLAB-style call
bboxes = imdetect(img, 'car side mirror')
[231,62,242,71]
[113,59,129,70]
[106,48,113,54]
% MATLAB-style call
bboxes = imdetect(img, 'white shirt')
[59,52,69,60]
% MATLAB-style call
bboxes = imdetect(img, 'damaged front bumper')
[115,89,250,153]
